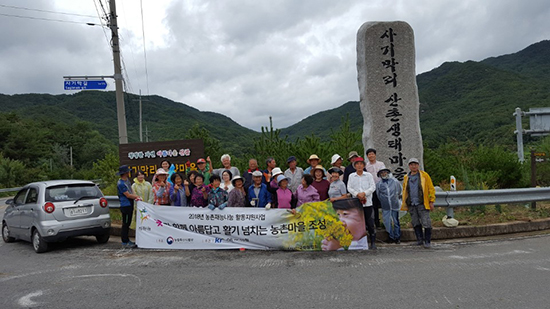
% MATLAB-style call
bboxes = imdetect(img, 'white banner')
[135,200,368,251]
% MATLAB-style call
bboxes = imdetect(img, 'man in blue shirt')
[117,165,140,248]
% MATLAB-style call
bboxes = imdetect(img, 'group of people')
[117,150,436,249]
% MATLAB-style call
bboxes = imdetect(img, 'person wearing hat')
[272,175,296,209]
[304,154,326,176]
[311,165,330,201]
[330,154,345,181]
[227,176,247,207]
[116,165,140,248]
[248,170,272,209]
[328,167,348,203]
[269,167,284,189]
[365,148,387,229]
[195,157,212,185]
[376,168,402,244]
[284,156,304,193]
[322,198,368,250]
[401,158,436,248]
[343,151,361,186]
[152,168,172,206]
[347,157,377,249]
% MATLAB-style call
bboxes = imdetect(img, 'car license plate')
[67,207,89,216]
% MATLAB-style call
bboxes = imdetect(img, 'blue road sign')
[64,80,108,90]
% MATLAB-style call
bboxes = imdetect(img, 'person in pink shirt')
[273,175,296,209]
[294,174,320,207]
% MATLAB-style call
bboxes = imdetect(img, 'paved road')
[1,231,549,309]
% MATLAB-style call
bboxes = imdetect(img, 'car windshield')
[45,184,102,202]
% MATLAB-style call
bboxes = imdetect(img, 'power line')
[140,0,150,95]
[0,12,101,25]
[0,4,97,18]
[92,0,111,51]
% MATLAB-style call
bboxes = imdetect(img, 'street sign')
[534,152,546,157]
[64,80,107,90]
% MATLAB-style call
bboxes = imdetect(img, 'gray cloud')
[0,0,548,131]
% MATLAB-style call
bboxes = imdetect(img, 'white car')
[2,180,111,253]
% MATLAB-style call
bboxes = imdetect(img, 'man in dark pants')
[117,165,140,248]
[365,148,386,229]
[401,158,436,248]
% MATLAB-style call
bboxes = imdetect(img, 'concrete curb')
[110,218,550,241]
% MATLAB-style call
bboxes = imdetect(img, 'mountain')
[280,40,550,148]
[0,91,259,155]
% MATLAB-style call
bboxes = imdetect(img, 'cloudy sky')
[0,0,548,131]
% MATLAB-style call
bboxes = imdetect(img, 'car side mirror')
[5,198,14,206]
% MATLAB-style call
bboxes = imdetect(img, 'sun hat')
[271,167,283,177]
[116,165,131,175]
[287,156,297,164]
[197,158,206,164]
[155,168,169,175]
[231,175,244,186]
[252,170,263,177]
[377,168,391,177]
[328,167,344,175]
[307,154,321,163]
[353,157,365,168]
[347,151,359,160]
[408,158,420,165]
[310,164,325,175]
[276,174,288,185]
[331,154,343,165]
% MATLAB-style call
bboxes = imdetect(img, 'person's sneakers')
[395,238,401,244]
[122,241,137,248]
[423,242,431,249]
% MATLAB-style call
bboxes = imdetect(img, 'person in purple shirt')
[294,174,320,207]
[311,165,330,201]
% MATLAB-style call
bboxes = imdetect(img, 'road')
[1,230,549,309]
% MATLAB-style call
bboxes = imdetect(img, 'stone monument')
[356,21,423,181]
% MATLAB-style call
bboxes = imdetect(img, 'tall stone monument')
[356,21,423,181]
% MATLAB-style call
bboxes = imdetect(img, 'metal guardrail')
[0,187,22,193]
[107,187,550,212]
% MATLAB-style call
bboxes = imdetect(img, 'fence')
[106,187,550,216]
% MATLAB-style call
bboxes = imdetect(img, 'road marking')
[535,266,550,271]
[447,249,533,260]
[17,290,44,307]
[70,273,143,286]
[443,295,452,304]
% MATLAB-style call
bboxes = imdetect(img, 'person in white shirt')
[347,156,377,249]
[365,148,386,229]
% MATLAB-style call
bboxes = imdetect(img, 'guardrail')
[107,187,550,215]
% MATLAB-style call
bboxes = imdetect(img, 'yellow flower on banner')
[285,201,353,250]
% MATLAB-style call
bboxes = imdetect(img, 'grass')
[399,202,550,228]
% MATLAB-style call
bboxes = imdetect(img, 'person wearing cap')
[248,170,272,209]
[322,198,368,250]
[343,151,361,186]
[152,168,172,206]
[304,154,326,176]
[243,158,265,190]
[272,175,296,209]
[376,168,402,244]
[365,148,386,229]
[311,165,330,201]
[294,174,320,207]
[227,176,247,207]
[330,154,345,181]
[347,157,377,249]
[328,167,348,203]
[269,167,284,190]
[213,154,240,178]
[263,157,277,184]
[401,158,436,248]
[284,156,304,193]
[195,157,212,185]
[117,165,140,247]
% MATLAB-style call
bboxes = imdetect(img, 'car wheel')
[2,222,15,243]
[96,233,110,244]
[32,229,49,253]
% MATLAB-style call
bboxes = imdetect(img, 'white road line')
[69,273,143,286]
[17,290,44,307]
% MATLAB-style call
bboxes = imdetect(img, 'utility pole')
[109,0,128,144]
[144,125,151,142]
[133,89,150,142]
